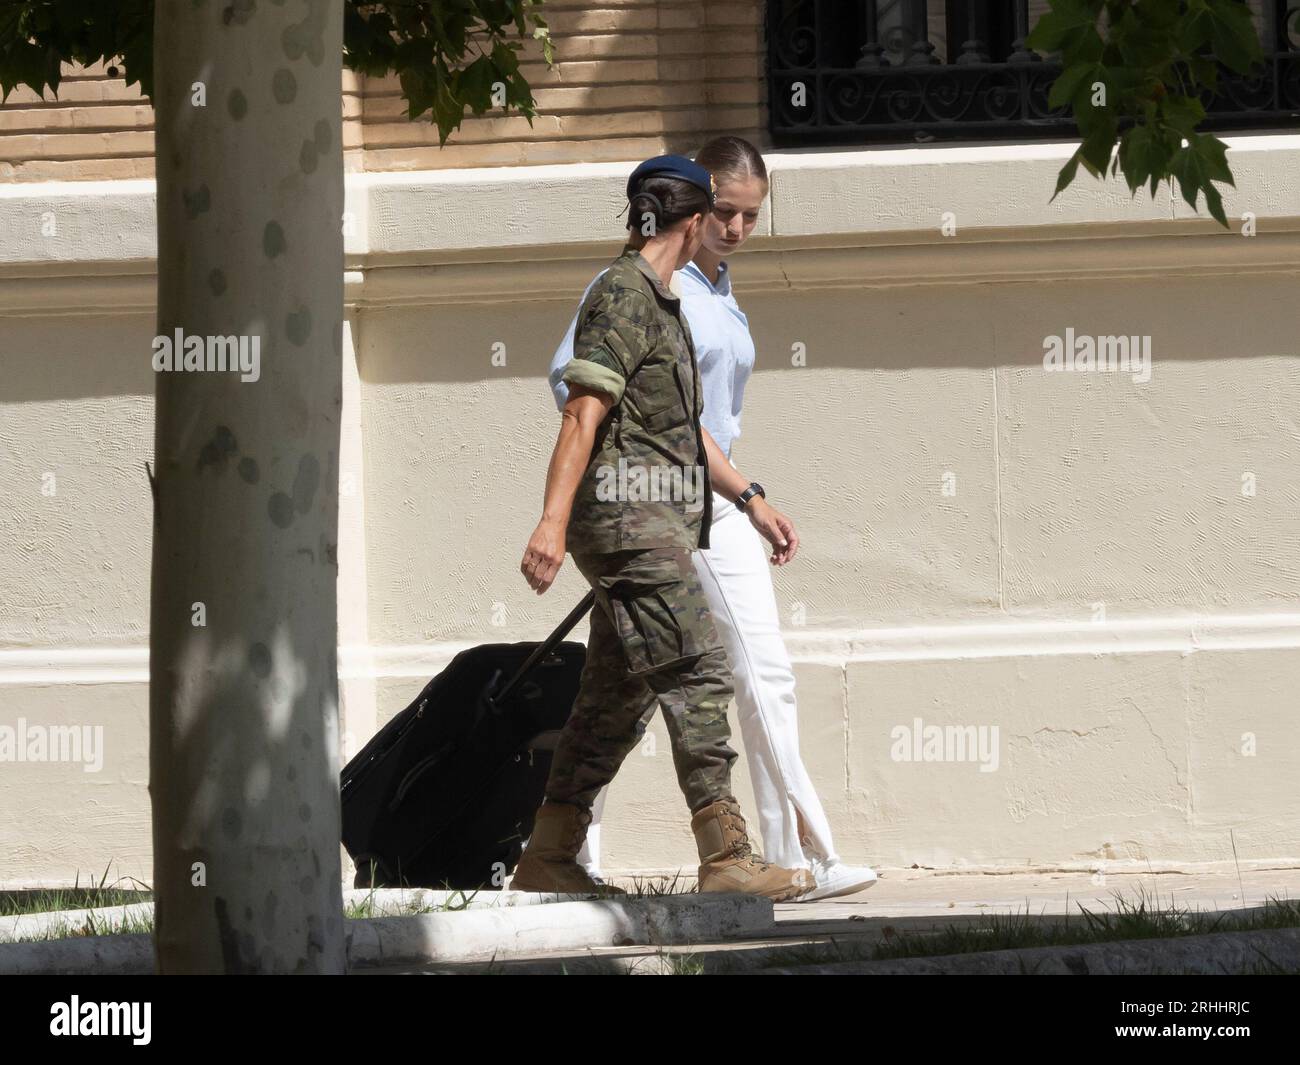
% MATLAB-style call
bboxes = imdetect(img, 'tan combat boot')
[510,801,627,896]
[691,796,814,901]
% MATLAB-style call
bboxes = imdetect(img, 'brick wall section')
[0,1,1276,182]
[358,0,766,170]
[0,1,765,181]
[0,61,156,181]
[0,60,367,182]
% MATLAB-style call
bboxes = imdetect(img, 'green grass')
[618,871,692,897]
[10,866,1298,974]
[345,860,491,917]
[704,886,1300,971]
[662,951,705,975]
[869,886,1300,961]
[1230,956,1300,975]
[13,908,157,942]
[3,862,486,943]
[0,862,151,919]
[344,885,481,919]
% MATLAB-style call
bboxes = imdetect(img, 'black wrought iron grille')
[766,1,1300,144]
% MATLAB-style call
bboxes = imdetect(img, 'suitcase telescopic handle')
[488,590,596,708]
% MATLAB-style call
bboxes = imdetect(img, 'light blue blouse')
[548,258,756,458]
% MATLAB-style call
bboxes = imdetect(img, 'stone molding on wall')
[5,609,1300,687]
[2,135,1299,319]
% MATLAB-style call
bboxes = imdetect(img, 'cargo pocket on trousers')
[598,572,716,675]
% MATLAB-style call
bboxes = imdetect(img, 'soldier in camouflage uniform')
[513,155,812,902]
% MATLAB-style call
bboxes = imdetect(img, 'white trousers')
[576,496,840,873]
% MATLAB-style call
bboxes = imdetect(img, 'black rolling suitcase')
[341,592,595,890]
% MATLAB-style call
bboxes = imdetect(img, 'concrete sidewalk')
[771,862,1299,927]
[2,862,1293,974]
[363,862,1300,974]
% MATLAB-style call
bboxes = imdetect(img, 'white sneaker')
[794,857,878,902]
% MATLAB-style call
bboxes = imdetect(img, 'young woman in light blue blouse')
[547,137,877,901]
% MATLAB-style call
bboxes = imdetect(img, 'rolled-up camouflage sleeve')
[562,282,654,406]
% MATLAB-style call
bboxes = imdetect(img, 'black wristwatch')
[736,482,766,510]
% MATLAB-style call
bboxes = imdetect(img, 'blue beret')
[626,154,716,209]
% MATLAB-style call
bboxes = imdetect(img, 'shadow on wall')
[3,269,1294,406]
[0,312,158,403]
[356,272,1300,388]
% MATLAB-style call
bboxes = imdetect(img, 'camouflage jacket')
[560,243,714,553]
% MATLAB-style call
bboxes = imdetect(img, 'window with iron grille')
[765,1,1300,144]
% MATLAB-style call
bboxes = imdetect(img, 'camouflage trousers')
[545,547,738,814]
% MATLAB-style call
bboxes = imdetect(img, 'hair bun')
[631,189,665,218]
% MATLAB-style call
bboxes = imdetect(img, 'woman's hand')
[745,497,799,565]
[521,518,566,593]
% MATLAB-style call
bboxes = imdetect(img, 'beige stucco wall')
[3,135,1299,887]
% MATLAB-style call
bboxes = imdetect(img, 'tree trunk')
[149,0,345,973]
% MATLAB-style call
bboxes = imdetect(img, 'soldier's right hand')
[521,519,566,593]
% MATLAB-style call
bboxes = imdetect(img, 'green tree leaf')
[1026,0,1102,53]
[1049,149,1083,203]
[0,1,554,132]
[1035,0,1257,225]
